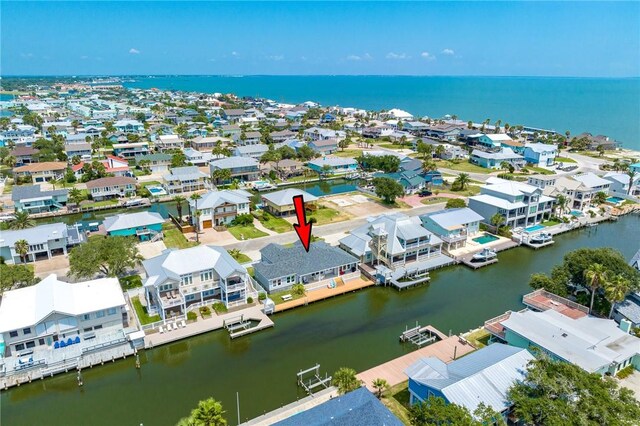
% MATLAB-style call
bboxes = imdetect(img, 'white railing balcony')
[224,283,247,292]
[440,233,467,243]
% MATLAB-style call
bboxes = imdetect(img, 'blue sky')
[2,1,639,77]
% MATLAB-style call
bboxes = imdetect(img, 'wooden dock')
[460,256,498,269]
[274,277,375,313]
[357,335,476,391]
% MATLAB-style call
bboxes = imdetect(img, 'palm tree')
[422,160,437,173]
[584,263,609,314]
[178,398,227,426]
[14,239,30,264]
[68,188,84,206]
[555,194,568,215]
[453,173,470,190]
[174,195,186,223]
[627,168,637,195]
[605,275,630,319]
[490,213,505,231]
[332,367,362,395]
[190,193,202,243]
[593,191,607,205]
[435,144,446,159]
[9,211,35,230]
[372,378,389,399]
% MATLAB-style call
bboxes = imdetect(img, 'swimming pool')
[147,186,167,196]
[606,196,625,204]
[570,210,583,217]
[525,224,545,233]
[472,233,499,244]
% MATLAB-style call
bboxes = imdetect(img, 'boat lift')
[399,322,438,348]
[223,315,252,335]
[297,364,332,395]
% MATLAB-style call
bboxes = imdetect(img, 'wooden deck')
[274,277,375,313]
[356,335,476,391]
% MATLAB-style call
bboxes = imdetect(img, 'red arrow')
[292,194,312,252]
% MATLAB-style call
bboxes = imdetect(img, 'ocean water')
[125,75,640,150]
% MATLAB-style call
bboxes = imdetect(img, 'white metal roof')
[103,211,165,232]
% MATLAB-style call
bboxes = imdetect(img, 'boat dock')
[522,239,555,250]
[144,305,274,348]
[399,323,448,347]
[458,240,519,270]
[274,277,374,313]
[357,333,476,391]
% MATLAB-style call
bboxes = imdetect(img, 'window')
[23,328,31,335]
[96,310,105,318]
[83,314,91,321]
[94,325,102,330]
[200,270,213,282]
[107,307,117,315]
[83,327,93,332]
[15,343,25,351]
[9,331,18,338]
[26,341,36,349]
[39,338,45,345]
[180,274,193,286]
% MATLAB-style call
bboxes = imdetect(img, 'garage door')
[202,220,213,229]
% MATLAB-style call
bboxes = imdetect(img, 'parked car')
[418,189,433,197]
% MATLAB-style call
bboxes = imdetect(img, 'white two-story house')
[189,189,252,229]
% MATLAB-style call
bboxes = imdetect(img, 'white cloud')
[231,51,239,57]
[347,53,372,61]
[420,52,435,60]
[386,52,408,60]
[80,55,89,60]
[20,53,34,59]
[442,48,455,56]
[129,48,140,54]
[267,55,284,61]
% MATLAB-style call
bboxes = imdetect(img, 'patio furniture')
[281,294,293,301]
[166,323,173,331]
[181,320,186,328]
[74,336,81,344]
[159,326,164,334]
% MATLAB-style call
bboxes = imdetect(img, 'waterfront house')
[261,188,318,216]
[468,177,555,228]
[135,153,173,173]
[114,119,144,134]
[183,148,215,166]
[72,156,131,179]
[402,121,428,134]
[424,124,461,141]
[526,174,557,189]
[613,291,640,329]
[112,142,150,158]
[142,245,250,319]
[85,176,137,200]
[155,134,184,151]
[574,132,621,150]
[12,185,68,213]
[103,211,165,241]
[498,309,640,375]
[209,157,260,183]
[405,343,534,420]
[0,222,84,264]
[339,213,445,272]
[233,143,269,160]
[254,241,360,293]
[307,157,358,175]
[543,172,610,210]
[603,172,640,198]
[273,387,403,426]
[419,208,484,252]
[475,134,513,150]
[522,143,558,166]
[267,159,305,179]
[303,127,340,141]
[374,170,427,194]
[0,274,126,357]
[308,139,339,155]
[189,189,251,228]
[470,148,525,169]
[162,166,209,195]
[13,162,67,184]
[64,143,92,161]
[10,146,39,166]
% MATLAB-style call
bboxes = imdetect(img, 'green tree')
[605,274,631,318]
[422,160,437,173]
[190,193,202,243]
[332,367,361,395]
[68,188,85,205]
[490,213,505,229]
[507,357,640,425]
[593,191,607,205]
[0,264,36,293]
[435,144,446,159]
[176,397,227,426]
[584,263,609,314]
[409,396,475,426]
[528,273,568,297]
[445,198,466,209]
[453,173,470,190]
[211,168,232,184]
[9,211,36,230]
[416,141,433,160]
[296,144,316,162]
[171,151,187,168]
[69,236,142,278]
[291,283,305,297]
[627,167,637,195]
[338,136,351,151]
[372,378,388,399]
[372,177,404,204]
[555,194,568,215]
[174,195,186,222]
[14,239,30,263]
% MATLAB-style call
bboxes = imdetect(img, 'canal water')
[3,215,637,426]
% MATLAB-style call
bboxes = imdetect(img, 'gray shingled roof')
[254,241,358,280]
[12,185,68,202]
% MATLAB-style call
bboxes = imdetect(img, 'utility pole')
[236,392,240,425]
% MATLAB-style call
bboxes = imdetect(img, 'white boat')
[530,232,553,244]
[472,248,497,262]
[124,198,144,207]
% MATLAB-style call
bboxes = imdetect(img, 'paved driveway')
[620,371,640,402]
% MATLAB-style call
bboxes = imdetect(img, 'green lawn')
[163,223,199,248]
[230,252,252,263]
[308,206,349,225]
[555,156,576,163]
[87,199,119,208]
[132,296,161,325]
[256,213,293,233]
[542,219,561,227]
[464,328,491,348]
[381,382,412,426]
[447,184,481,196]
[332,149,362,158]
[523,166,555,175]
[420,197,448,205]
[440,160,492,174]
[378,143,406,150]
[227,225,268,240]
[140,180,162,187]
[270,289,305,305]
[119,275,143,290]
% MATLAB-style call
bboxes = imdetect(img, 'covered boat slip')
[375,254,456,290]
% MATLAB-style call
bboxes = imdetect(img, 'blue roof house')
[420,208,484,252]
[12,185,68,213]
[273,387,403,426]
[522,143,558,166]
[307,157,358,175]
[103,211,165,241]
[405,343,534,420]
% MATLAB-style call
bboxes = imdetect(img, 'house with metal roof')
[254,241,360,293]
[475,133,514,150]
[613,292,640,329]
[162,166,209,195]
[12,185,68,213]
[470,148,525,169]
[210,157,260,183]
[522,143,558,166]
[189,189,251,229]
[142,245,250,319]
[0,222,84,264]
[85,176,137,200]
[543,172,610,211]
[500,309,640,375]
[261,188,318,216]
[112,141,150,158]
[114,119,144,134]
[233,143,269,160]
[307,157,358,175]
[405,343,534,420]
[103,211,165,241]
[135,153,173,173]
[308,138,339,155]
[603,172,640,198]
[468,177,554,228]
[155,134,184,151]
[0,274,126,359]
[420,208,484,252]
[273,387,403,426]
